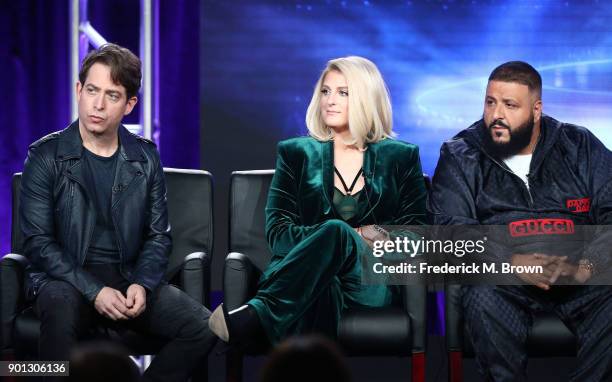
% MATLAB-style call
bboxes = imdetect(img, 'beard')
[483,114,534,158]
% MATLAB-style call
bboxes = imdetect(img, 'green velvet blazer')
[265,136,427,258]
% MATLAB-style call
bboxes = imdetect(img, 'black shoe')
[208,304,263,347]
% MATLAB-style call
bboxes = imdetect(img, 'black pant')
[463,285,612,382]
[34,264,216,381]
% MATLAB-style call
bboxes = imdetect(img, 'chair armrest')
[180,252,211,308]
[399,284,427,353]
[445,284,464,352]
[1,254,29,350]
[223,252,259,311]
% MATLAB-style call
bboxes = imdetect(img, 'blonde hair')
[305,56,394,149]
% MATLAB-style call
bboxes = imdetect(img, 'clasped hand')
[511,253,591,290]
[356,225,390,248]
[94,284,147,320]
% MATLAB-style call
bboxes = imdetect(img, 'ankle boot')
[209,303,264,346]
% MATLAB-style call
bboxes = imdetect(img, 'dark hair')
[79,43,142,100]
[69,341,139,382]
[260,335,351,382]
[488,61,542,99]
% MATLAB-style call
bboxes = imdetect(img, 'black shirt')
[82,147,120,264]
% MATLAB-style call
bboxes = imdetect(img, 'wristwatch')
[578,259,595,275]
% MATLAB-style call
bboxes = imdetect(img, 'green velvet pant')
[248,219,392,345]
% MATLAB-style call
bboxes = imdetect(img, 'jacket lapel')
[111,126,147,209]
[58,122,94,206]
[64,160,93,203]
[320,139,383,223]
[359,143,382,224]
[320,140,334,215]
[111,160,143,208]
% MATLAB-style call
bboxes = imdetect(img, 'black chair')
[0,168,214,380]
[445,284,576,382]
[222,170,428,382]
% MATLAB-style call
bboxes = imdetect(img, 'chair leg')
[448,351,463,382]
[411,352,425,382]
[226,350,243,382]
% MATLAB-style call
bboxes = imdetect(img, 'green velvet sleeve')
[392,145,427,225]
[265,141,321,257]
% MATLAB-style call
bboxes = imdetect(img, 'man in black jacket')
[20,44,215,381]
[428,61,612,381]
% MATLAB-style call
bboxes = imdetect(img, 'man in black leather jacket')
[20,43,215,381]
[428,61,612,381]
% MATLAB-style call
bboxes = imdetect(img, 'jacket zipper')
[481,151,534,208]
[65,171,95,266]
[65,184,74,236]
[81,196,95,266]
[110,209,128,281]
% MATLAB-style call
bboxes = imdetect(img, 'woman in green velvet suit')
[209,56,427,346]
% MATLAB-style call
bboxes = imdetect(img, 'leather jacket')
[20,121,172,302]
